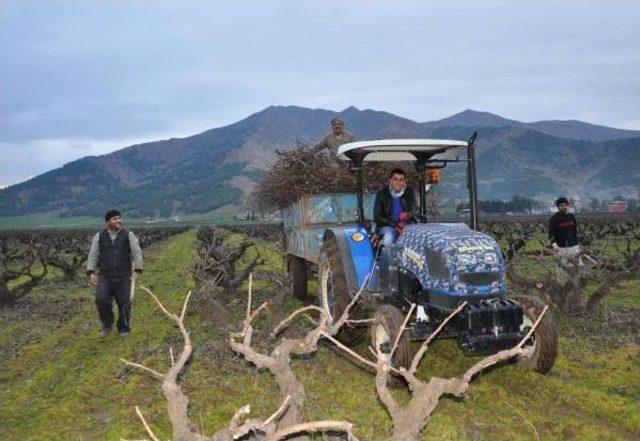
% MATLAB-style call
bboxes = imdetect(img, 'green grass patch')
[0,214,274,231]
[0,231,639,440]
[0,215,103,230]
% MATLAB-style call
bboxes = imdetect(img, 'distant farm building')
[608,201,629,213]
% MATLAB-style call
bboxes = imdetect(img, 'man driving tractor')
[287,137,557,373]
[373,168,417,284]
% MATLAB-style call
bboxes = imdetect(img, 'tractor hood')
[395,223,506,299]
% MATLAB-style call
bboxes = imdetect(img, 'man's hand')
[131,270,140,281]
[398,212,410,223]
[551,243,560,253]
[89,273,98,286]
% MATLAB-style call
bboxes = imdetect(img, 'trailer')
[283,192,375,299]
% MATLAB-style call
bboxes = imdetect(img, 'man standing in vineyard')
[549,197,578,251]
[548,197,580,285]
[312,117,357,156]
[87,209,143,337]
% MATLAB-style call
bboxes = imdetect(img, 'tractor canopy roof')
[336,139,467,162]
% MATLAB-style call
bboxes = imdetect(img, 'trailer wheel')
[319,238,365,344]
[514,295,558,374]
[370,304,412,370]
[287,254,308,300]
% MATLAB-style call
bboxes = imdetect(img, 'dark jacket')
[373,186,416,229]
[97,228,132,279]
[548,212,578,247]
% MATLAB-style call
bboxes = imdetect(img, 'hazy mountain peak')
[247,105,311,119]
[424,109,640,141]
[527,118,640,142]
[2,104,639,219]
[340,105,360,113]
[425,109,520,128]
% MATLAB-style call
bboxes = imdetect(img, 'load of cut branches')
[251,143,435,210]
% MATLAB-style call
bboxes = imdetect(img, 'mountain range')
[2,106,639,218]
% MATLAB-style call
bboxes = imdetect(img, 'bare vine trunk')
[122,280,357,441]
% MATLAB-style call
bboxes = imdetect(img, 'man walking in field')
[87,209,143,337]
[312,117,357,156]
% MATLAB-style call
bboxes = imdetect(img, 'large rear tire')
[319,238,365,344]
[370,304,412,370]
[287,254,308,300]
[514,295,558,374]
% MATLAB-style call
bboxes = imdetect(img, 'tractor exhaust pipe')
[467,131,479,230]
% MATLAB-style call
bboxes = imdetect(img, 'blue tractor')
[284,136,557,374]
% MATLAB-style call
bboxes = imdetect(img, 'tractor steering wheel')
[410,213,428,223]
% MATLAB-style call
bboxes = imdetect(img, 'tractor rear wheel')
[287,254,308,300]
[370,304,412,370]
[318,238,365,344]
[514,295,558,374]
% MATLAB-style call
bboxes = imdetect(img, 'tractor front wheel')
[370,304,413,370]
[514,295,558,374]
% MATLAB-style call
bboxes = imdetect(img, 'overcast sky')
[1,0,639,186]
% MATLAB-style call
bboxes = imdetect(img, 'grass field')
[0,215,104,230]
[0,230,638,440]
[0,212,262,231]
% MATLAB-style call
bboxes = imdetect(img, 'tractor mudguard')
[322,226,374,293]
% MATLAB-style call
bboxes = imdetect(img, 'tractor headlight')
[456,253,477,266]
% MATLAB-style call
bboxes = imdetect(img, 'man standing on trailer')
[87,209,143,337]
[312,117,357,156]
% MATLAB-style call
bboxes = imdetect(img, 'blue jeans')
[378,226,398,283]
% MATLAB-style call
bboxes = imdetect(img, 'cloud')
[1,0,639,182]
[0,134,178,186]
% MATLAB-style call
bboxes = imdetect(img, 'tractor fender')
[322,226,374,293]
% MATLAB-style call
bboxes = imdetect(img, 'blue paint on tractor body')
[342,227,374,287]
[394,223,507,298]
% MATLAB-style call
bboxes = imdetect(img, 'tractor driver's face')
[389,173,406,191]
[332,122,344,136]
[558,202,569,214]
[107,215,122,231]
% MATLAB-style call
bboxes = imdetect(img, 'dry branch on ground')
[361,301,549,441]
[121,279,358,441]
[229,274,364,439]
